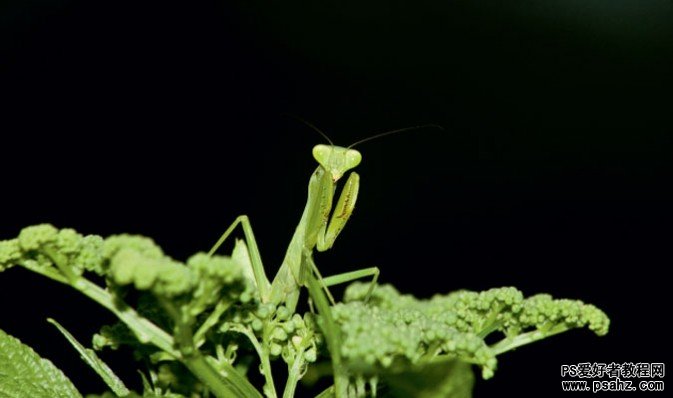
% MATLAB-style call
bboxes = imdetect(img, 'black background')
[1,1,671,397]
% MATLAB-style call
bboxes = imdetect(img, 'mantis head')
[312,145,362,182]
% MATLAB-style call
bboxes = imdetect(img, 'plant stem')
[182,351,261,398]
[20,261,68,284]
[194,299,232,347]
[230,324,278,398]
[490,325,569,356]
[76,277,178,355]
[282,349,305,398]
[43,247,80,284]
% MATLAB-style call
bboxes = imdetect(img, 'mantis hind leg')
[304,250,379,304]
[322,266,379,303]
[208,215,271,300]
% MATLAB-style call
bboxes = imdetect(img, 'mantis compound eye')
[343,149,362,169]
[312,144,331,164]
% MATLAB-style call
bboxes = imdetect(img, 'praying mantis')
[208,124,437,313]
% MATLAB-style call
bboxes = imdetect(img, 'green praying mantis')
[208,123,438,313]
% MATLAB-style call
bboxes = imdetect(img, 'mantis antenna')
[347,124,444,148]
[283,114,334,145]
[284,113,443,148]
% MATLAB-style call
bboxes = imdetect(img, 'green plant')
[0,143,609,397]
[0,224,610,398]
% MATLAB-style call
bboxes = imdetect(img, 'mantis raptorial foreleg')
[268,145,366,312]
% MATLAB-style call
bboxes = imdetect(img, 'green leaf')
[380,358,474,398]
[48,318,130,397]
[0,327,82,398]
[313,385,335,398]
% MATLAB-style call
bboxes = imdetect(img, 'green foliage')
[338,283,609,383]
[0,224,609,398]
[0,327,82,398]
[48,318,130,397]
[380,358,474,398]
[333,300,496,378]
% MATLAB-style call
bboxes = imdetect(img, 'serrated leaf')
[48,319,129,397]
[380,358,474,398]
[0,327,82,398]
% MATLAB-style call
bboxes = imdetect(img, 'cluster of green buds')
[332,300,497,379]
[238,302,319,366]
[0,224,104,276]
[340,282,609,380]
[519,294,610,336]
